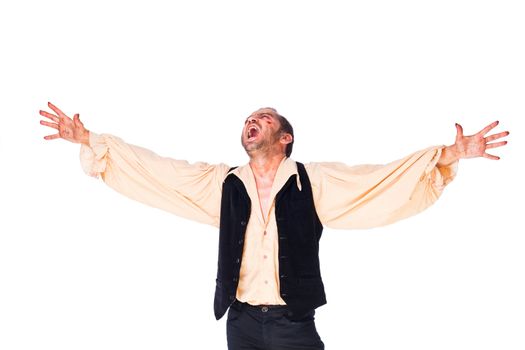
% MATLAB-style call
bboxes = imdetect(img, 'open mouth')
[247,126,260,140]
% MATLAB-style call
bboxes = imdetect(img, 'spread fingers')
[485,131,510,142]
[39,110,60,123]
[40,120,59,130]
[478,121,499,136]
[43,133,60,140]
[483,152,500,160]
[486,141,507,149]
[47,102,67,118]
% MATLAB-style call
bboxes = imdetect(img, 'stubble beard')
[241,130,281,156]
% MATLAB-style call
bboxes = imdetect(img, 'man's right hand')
[39,102,90,145]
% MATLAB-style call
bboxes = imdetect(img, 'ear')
[280,133,293,145]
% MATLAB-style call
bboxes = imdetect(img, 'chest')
[255,179,273,219]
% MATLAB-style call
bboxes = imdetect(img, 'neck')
[248,152,287,179]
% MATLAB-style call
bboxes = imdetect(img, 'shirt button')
[236,258,240,264]
[264,231,267,236]
[240,220,247,226]
[264,280,268,284]
[263,255,267,259]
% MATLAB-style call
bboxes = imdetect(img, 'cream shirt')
[80,132,458,305]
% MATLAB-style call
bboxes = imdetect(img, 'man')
[39,102,509,350]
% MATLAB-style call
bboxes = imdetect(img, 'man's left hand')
[438,121,510,166]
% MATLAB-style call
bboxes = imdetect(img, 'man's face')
[241,108,283,156]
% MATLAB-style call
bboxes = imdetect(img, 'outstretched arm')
[437,121,509,166]
[38,102,230,227]
[307,121,510,230]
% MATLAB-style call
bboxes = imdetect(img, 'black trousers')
[226,300,325,350]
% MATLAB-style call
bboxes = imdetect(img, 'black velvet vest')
[213,162,326,320]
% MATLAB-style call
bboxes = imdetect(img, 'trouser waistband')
[231,299,288,313]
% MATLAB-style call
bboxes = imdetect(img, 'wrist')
[80,130,90,146]
[437,144,460,167]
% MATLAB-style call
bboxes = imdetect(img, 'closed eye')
[244,113,274,124]
[260,114,273,123]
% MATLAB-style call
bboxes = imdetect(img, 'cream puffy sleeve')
[305,146,458,229]
[79,132,231,227]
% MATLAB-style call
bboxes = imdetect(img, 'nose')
[247,116,257,124]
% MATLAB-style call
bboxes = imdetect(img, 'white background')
[1,1,523,349]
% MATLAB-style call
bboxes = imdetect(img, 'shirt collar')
[228,157,302,194]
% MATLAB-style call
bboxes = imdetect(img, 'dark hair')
[276,114,294,157]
